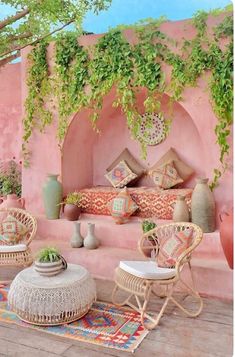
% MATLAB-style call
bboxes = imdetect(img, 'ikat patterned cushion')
[150,161,183,189]
[150,148,194,182]
[107,187,138,224]
[106,148,145,185]
[105,160,138,188]
[0,215,28,245]
[157,228,193,268]
[0,234,9,245]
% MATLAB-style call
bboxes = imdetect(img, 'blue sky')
[83,0,232,33]
[0,0,232,34]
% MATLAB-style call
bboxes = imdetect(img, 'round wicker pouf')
[8,264,96,326]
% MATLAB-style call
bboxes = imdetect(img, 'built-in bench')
[30,213,233,300]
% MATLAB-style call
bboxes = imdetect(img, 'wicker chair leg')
[170,271,203,317]
[140,283,174,330]
[112,284,134,307]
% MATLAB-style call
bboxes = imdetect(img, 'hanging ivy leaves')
[23,9,233,190]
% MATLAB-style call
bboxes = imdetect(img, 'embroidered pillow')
[157,228,193,268]
[0,234,9,245]
[105,160,138,188]
[150,161,183,189]
[0,215,28,245]
[106,148,145,185]
[107,187,138,224]
[149,148,194,182]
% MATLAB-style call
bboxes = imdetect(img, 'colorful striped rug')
[0,286,149,353]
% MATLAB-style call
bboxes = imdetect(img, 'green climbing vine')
[23,7,233,189]
[23,41,52,166]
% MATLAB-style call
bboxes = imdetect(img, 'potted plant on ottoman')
[61,192,82,221]
[34,247,67,276]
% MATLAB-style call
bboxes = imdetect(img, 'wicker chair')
[0,208,37,283]
[112,222,203,330]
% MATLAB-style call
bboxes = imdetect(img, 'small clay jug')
[173,195,190,222]
[84,223,100,249]
[71,222,84,248]
[0,194,25,209]
[64,204,81,221]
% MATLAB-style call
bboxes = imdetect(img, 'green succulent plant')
[37,247,61,263]
[142,220,157,233]
[62,192,82,206]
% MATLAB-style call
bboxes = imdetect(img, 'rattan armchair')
[112,222,203,330]
[0,208,37,283]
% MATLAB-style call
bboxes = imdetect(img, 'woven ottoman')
[8,263,96,325]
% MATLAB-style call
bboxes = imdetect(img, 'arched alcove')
[62,90,204,193]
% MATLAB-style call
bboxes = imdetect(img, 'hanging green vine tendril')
[23,8,233,190]
[55,32,89,141]
[23,41,52,167]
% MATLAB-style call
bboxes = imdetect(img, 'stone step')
[31,238,233,300]
[35,214,226,259]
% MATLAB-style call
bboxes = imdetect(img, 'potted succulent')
[142,220,157,233]
[141,220,158,258]
[34,247,67,276]
[61,192,82,221]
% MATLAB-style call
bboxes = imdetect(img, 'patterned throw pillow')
[149,148,194,182]
[150,161,183,189]
[105,160,138,188]
[0,215,28,245]
[107,187,138,224]
[157,228,193,268]
[0,234,8,245]
[106,148,146,185]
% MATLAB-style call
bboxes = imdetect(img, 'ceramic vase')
[0,194,25,209]
[42,174,62,220]
[64,204,81,221]
[34,256,67,276]
[84,223,99,249]
[219,208,233,269]
[191,178,215,233]
[71,222,84,248]
[173,195,190,222]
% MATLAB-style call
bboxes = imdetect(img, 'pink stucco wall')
[18,13,232,219]
[0,63,22,161]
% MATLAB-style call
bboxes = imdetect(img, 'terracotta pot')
[64,204,81,221]
[219,208,233,269]
[0,194,25,209]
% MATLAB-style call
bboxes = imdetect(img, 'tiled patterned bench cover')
[79,186,192,219]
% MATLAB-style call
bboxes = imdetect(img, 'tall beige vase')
[191,178,215,233]
[173,195,190,222]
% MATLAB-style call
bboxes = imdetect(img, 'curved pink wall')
[19,13,232,218]
[91,92,204,187]
[0,63,22,161]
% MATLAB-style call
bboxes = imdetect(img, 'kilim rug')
[0,286,149,353]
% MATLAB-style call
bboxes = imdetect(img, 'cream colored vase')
[191,178,215,233]
[173,195,190,222]
[84,223,99,249]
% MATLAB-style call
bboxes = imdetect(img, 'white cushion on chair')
[119,261,176,280]
[0,244,27,253]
